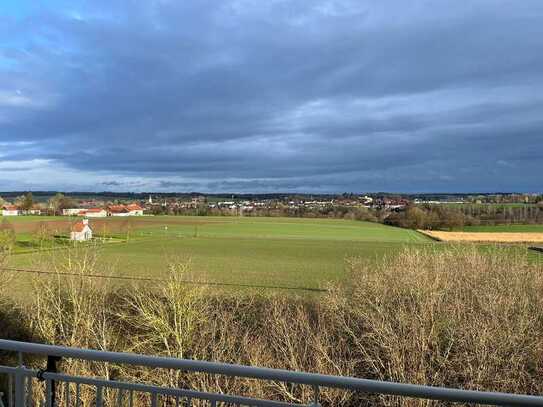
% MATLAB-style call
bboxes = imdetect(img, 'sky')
[1,0,542,193]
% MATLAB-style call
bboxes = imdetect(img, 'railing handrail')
[2,339,543,406]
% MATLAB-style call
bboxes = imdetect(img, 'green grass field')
[4,216,430,297]
[4,215,541,299]
[129,216,429,242]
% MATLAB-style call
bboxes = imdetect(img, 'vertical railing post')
[26,374,32,407]
[309,385,320,407]
[39,356,61,407]
[46,380,54,407]
[8,376,13,407]
[14,353,25,407]
[95,386,103,407]
[47,356,61,407]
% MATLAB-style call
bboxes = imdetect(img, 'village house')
[63,208,83,216]
[24,205,43,215]
[80,208,107,218]
[125,204,144,216]
[108,204,144,216]
[70,219,93,241]
[63,204,144,217]
[2,205,19,216]
[108,205,130,216]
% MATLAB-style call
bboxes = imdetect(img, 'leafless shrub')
[28,243,119,406]
[331,245,543,406]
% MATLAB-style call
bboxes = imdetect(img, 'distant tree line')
[148,203,380,222]
[385,206,477,230]
[385,203,543,230]
[453,203,543,225]
[47,193,76,215]
[150,200,543,230]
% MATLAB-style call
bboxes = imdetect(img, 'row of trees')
[386,203,543,230]
[0,218,59,253]
[48,193,76,215]
[466,193,543,204]
[1,192,35,211]
[148,203,380,222]
[456,203,543,225]
[147,200,543,229]
[385,205,476,230]
[0,217,136,254]
[0,192,76,215]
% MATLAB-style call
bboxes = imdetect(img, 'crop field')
[459,224,543,233]
[427,224,543,243]
[3,216,430,298]
[421,229,543,243]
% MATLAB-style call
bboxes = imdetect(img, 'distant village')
[1,192,541,218]
[1,201,145,217]
[0,193,410,218]
[1,192,542,242]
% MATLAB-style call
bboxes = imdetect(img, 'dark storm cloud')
[1,0,543,192]
[101,181,123,187]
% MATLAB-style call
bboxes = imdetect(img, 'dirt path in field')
[420,230,543,243]
[7,217,222,234]
[10,220,73,233]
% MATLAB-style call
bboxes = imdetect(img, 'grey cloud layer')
[1,0,542,192]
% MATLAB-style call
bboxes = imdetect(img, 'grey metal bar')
[38,372,298,407]
[2,340,543,407]
[311,385,319,407]
[64,382,70,407]
[0,367,21,374]
[151,392,157,407]
[8,374,13,407]
[95,385,103,407]
[45,379,52,407]
[14,371,24,407]
[116,388,123,407]
[25,376,32,407]
[75,384,80,407]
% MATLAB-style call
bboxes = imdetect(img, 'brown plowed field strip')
[6,217,220,233]
[420,230,543,243]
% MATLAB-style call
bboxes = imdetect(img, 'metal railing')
[1,339,543,407]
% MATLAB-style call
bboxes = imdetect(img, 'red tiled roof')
[108,205,129,213]
[71,221,87,232]
[126,204,143,211]
[3,205,18,211]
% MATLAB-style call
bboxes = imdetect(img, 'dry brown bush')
[28,244,119,405]
[333,245,543,406]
